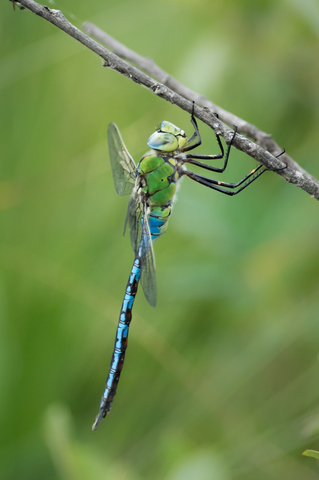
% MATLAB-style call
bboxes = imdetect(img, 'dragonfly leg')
[184,153,286,196]
[184,167,265,196]
[185,101,199,145]
[183,125,237,174]
[181,102,224,160]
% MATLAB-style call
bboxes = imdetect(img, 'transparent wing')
[124,190,142,255]
[108,122,156,306]
[125,195,156,306]
[140,203,157,307]
[108,123,137,196]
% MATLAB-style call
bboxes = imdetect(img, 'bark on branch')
[15,0,319,200]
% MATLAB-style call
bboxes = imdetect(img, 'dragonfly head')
[147,121,188,152]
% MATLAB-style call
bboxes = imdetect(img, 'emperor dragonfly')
[92,105,278,430]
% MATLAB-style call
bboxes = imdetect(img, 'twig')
[82,23,272,145]
[15,0,319,200]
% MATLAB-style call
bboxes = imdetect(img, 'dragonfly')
[92,103,284,430]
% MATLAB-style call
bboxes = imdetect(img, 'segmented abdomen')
[93,198,173,429]
[149,205,172,241]
[92,257,140,430]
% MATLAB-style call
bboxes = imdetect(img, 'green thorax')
[138,154,179,207]
[137,153,181,237]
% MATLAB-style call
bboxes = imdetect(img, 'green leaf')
[303,450,319,460]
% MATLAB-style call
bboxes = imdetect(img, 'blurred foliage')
[303,450,319,460]
[1,0,319,479]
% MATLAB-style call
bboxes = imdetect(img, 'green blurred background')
[1,0,319,478]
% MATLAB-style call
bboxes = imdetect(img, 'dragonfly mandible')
[92,103,281,430]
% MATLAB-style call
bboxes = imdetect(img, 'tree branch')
[82,23,270,145]
[15,0,319,200]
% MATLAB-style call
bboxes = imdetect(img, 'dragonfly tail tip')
[92,407,108,431]
[92,415,101,431]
